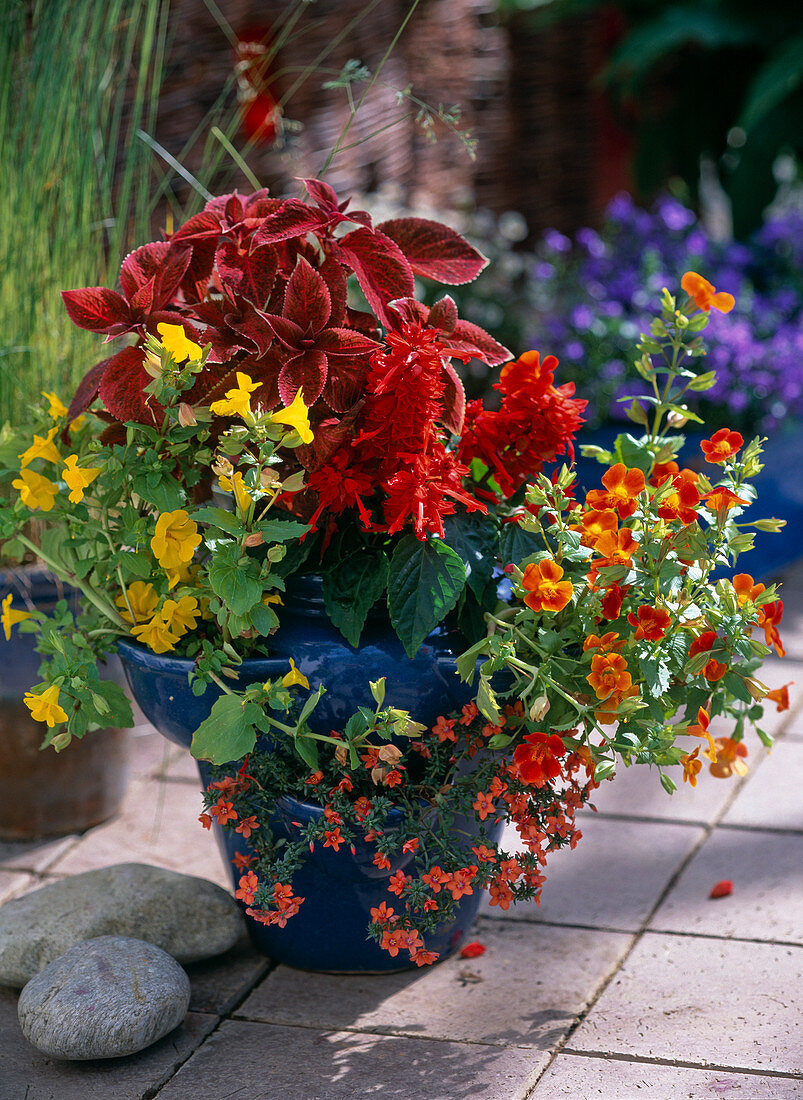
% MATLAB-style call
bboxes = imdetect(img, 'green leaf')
[192,507,245,537]
[613,433,654,474]
[443,512,497,599]
[388,536,466,658]
[639,656,671,696]
[294,735,319,771]
[191,695,261,764]
[322,551,389,647]
[498,522,543,567]
[207,544,263,616]
[739,36,803,132]
[117,550,154,580]
[255,518,310,542]
[132,470,184,512]
[476,674,501,723]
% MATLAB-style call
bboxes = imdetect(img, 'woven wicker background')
[147,0,609,234]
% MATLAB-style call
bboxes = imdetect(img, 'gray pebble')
[18,935,190,1059]
[0,862,243,987]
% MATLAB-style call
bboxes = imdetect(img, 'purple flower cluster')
[527,194,803,431]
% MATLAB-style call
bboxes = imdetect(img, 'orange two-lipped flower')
[681,271,735,314]
[710,737,748,779]
[732,573,765,608]
[583,631,625,654]
[656,470,701,527]
[701,428,744,464]
[594,528,640,567]
[703,486,750,515]
[586,463,646,518]
[521,559,573,613]
[627,605,672,642]
[586,653,632,701]
[688,631,728,682]
[765,683,791,712]
[686,707,718,763]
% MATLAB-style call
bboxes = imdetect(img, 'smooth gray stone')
[0,862,243,987]
[18,935,191,1060]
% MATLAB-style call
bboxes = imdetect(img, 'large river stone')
[0,863,243,987]
[18,935,190,1059]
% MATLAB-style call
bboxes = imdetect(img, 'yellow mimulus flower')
[23,684,69,727]
[282,658,309,689]
[209,372,261,418]
[62,455,101,503]
[271,389,314,444]
[1,594,32,641]
[115,581,159,624]
[41,391,68,419]
[219,470,253,513]
[19,427,60,467]
[161,595,200,636]
[12,468,57,511]
[131,611,180,654]
[263,593,283,606]
[151,510,202,577]
[157,322,203,364]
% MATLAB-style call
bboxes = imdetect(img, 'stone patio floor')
[2,564,803,1099]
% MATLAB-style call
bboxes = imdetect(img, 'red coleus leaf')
[442,360,466,435]
[428,295,458,335]
[64,357,114,428]
[120,241,190,310]
[378,217,488,284]
[170,209,223,244]
[284,256,331,333]
[61,287,131,335]
[278,349,327,405]
[709,879,733,899]
[448,319,511,367]
[251,199,324,248]
[215,238,276,307]
[386,297,428,328]
[120,242,169,300]
[337,227,414,328]
[319,255,348,326]
[98,346,161,424]
[302,178,372,228]
[460,941,486,959]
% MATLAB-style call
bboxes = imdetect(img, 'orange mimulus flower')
[649,460,679,488]
[709,737,748,778]
[765,683,791,712]
[513,730,567,786]
[703,486,750,514]
[687,706,718,762]
[600,583,629,620]
[586,652,632,700]
[580,508,618,546]
[583,631,625,653]
[656,470,701,526]
[689,631,728,682]
[732,573,765,607]
[586,463,646,518]
[594,527,640,566]
[757,599,785,656]
[701,428,744,464]
[681,271,735,314]
[521,558,573,613]
[627,604,672,641]
[681,747,703,786]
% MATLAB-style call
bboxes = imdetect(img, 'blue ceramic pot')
[116,574,478,745]
[116,576,497,971]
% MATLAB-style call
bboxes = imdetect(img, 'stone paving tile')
[128,726,180,780]
[0,870,35,905]
[156,1018,549,1100]
[162,747,202,784]
[773,588,803,661]
[0,834,77,874]
[47,777,231,890]
[721,741,803,831]
[0,985,217,1100]
[532,1053,802,1098]
[581,761,738,825]
[485,818,704,931]
[569,932,802,1074]
[237,919,632,1050]
[186,934,271,1016]
[649,828,803,944]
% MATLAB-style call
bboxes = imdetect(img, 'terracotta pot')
[0,567,131,841]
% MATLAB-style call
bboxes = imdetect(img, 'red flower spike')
[709,879,733,899]
[460,941,486,959]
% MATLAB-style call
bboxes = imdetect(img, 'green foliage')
[388,535,467,658]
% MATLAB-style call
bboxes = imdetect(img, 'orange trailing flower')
[688,631,728,682]
[681,271,735,314]
[701,428,744,464]
[583,631,625,653]
[586,463,646,518]
[579,508,618,546]
[473,791,496,821]
[627,605,672,642]
[757,599,785,657]
[656,470,701,527]
[521,558,573,613]
[649,460,679,488]
[732,573,765,608]
[686,707,718,762]
[703,486,750,515]
[710,737,748,779]
[513,730,567,786]
[765,683,791,712]
[593,528,640,571]
[681,747,702,787]
[586,652,632,701]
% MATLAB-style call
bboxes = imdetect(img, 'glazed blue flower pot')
[116,576,496,971]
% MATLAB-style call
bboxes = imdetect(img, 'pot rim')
[115,637,289,676]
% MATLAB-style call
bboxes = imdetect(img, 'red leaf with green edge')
[428,295,458,335]
[64,357,113,427]
[442,361,466,435]
[98,346,161,424]
[278,349,327,405]
[378,217,488,284]
[215,239,276,307]
[284,256,331,333]
[61,287,131,334]
[251,199,324,247]
[448,319,511,367]
[337,228,414,328]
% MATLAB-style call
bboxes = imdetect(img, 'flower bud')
[178,403,197,427]
[667,407,689,428]
[244,531,265,547]
[143,352,163,379]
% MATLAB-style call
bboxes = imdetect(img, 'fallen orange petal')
[709,879,733,899]
[460,941,487,958]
